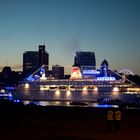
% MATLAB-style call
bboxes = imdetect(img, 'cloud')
[63,39,81,54]
[0,27,23,41]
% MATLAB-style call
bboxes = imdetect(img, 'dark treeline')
[0,66,23,87]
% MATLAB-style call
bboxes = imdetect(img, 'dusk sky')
[0,0,140,74]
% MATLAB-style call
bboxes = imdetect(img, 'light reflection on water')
[12,90,112,102]
[12,90,121,108]
[12,90,140,108]
[14,100,119,108]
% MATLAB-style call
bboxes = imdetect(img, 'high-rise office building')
[23,51,39,76]
[74,51,96,69]
[23,45,49,77]
[39,45,49,67]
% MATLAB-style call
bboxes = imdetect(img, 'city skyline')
[0,0,140,74]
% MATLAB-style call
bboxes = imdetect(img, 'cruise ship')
[12,65,140,104]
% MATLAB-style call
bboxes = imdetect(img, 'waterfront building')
[23,51,39,77]
[74,51,96,69]
[23,45,49,77]
[39,45,49,69]
[52,65,64,79]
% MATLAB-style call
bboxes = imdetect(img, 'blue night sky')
[0,0,140,74]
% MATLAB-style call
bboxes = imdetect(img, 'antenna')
[43,41,48,47]
[43,41,45,46]
[6,61,8,66]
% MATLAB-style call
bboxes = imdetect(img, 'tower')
[100,59,109,77]
[38,45,49,69]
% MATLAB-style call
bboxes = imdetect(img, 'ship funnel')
[70,67,82,79]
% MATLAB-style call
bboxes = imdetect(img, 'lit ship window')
[113,87,119,92]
